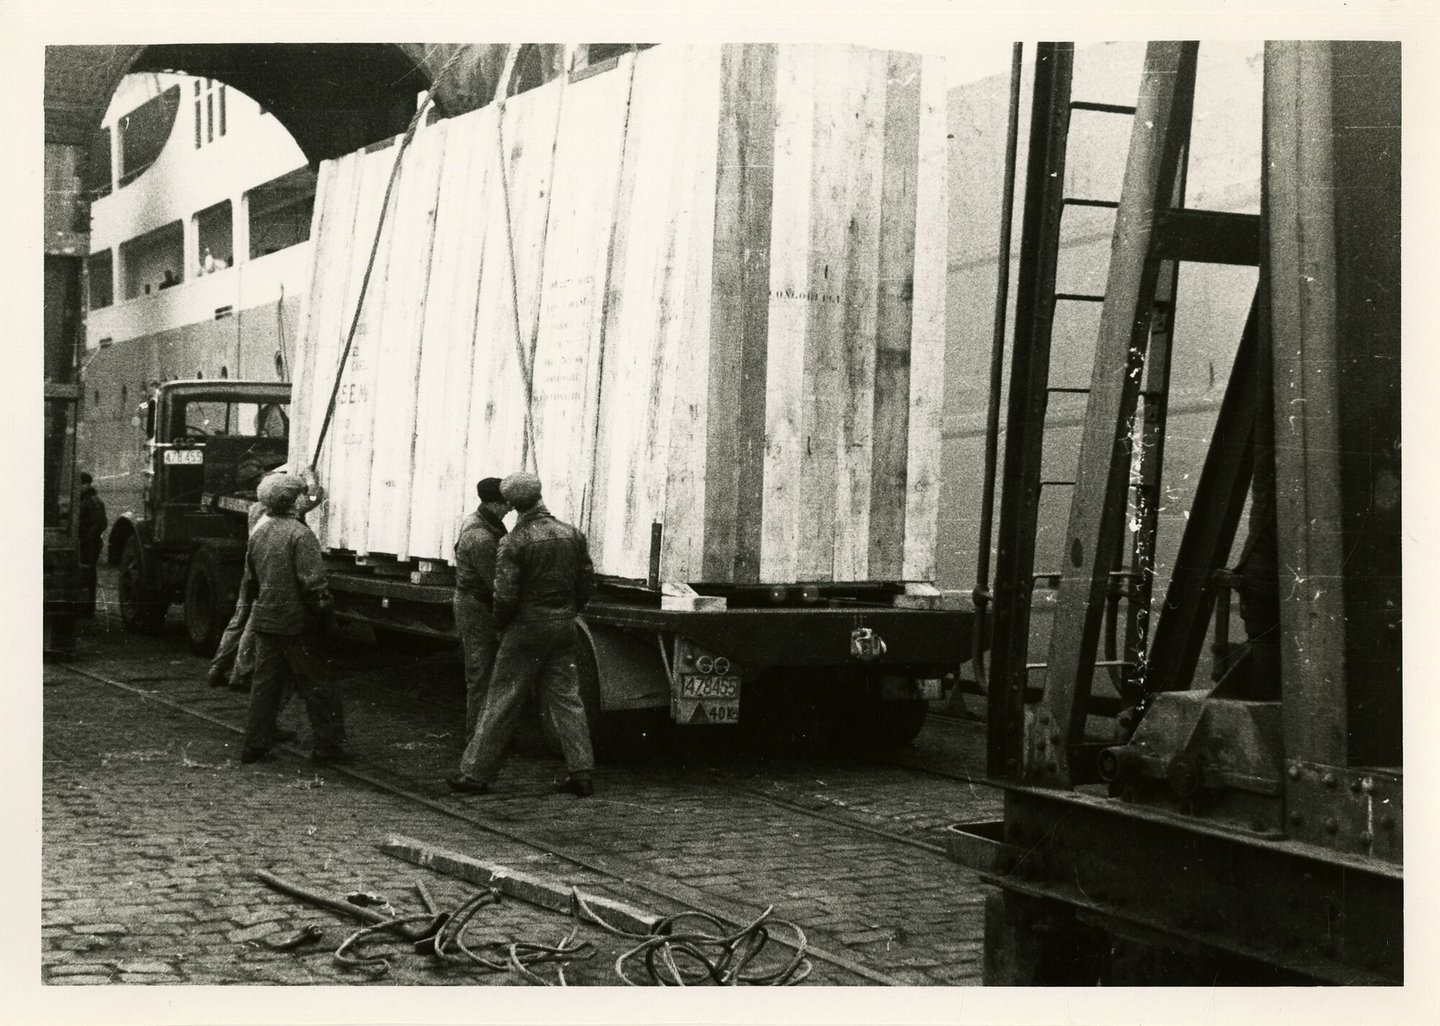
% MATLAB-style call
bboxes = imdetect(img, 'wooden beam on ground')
[379,834,660,936]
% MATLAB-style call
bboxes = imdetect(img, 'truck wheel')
[184,549,239,656]
[118,536,167,635]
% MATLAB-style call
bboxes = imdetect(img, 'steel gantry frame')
[962,40,1402,985]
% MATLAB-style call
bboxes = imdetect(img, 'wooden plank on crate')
[901,54,949,581]
[586,47,662,576]
[409,111,491,562]
[591,45,706,579]
[701,44,777,585]
[792,46,848,581]
[759,45,818,583]
[529,59,632,534]
[832,48,889,582]
[322,146,395,554]
[305,153,365,546]
[295,155,355,474]
[365,123,448,560]
[463,79,564,501]
[659,48,723,583]
[287,157,339,475]
[867,50,923,580]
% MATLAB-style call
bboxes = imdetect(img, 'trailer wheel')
[118,535,167,634]
[184,549,239,656]
[867,699,929,749]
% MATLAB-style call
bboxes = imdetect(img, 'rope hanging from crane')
[307,99,433,474]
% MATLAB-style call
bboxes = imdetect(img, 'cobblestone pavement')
[40,575,1000,987]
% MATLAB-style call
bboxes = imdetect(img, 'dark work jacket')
[241,512,333,635]
[493,504,594,629]
[77,487,107,565]
[454,507,507,602]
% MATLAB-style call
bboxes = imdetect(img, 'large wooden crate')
[290,43,947,585]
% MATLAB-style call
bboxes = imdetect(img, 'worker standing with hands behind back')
[454,476,509,741]
[448,471,596,797]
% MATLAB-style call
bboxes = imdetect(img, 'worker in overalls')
[448,472,595,796]
[238,473,348,764]
[454,476,509,741]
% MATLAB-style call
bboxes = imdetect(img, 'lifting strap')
[492,44,577,478]
[308,99,433,474]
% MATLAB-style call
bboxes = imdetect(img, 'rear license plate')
[679,674,740,700]
[164,449,204,465]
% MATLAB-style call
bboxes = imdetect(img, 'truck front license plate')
[164,449,204,465]
[679,674,740,699]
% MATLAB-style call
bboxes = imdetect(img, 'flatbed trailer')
[324,559,971,746]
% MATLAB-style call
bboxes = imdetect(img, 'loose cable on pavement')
[258,871,595,983]
[570,889,813,986]
[258,870,809,985]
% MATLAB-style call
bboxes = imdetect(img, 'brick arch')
[45,43,515,164]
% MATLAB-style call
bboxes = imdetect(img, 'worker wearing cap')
[238,473,348,764]
[454,477,509,740]
[208,468,324,693]
[448,471,596,797]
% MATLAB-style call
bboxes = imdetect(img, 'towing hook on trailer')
[849,627,888,662]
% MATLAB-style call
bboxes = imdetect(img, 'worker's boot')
[446,774,492,795]
[556,774,594,798]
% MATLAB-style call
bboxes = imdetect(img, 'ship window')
[195,200,233,275]
[93,389,100,407]
[573,44,653,79]
[120,384,128,408]
[247,166,317,259]
[86,250,113,310]
[82,127,113,199]
[118,85,180,187]
[118,220,183,300]
[194,79,227,149]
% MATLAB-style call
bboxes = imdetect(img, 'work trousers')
[243,630,346,754]
[210,602,261,689]
[459,618,594,783]
[453,592,498,740]
[79,562,99,618]
[210,598,250,681]
[79,541,102,618]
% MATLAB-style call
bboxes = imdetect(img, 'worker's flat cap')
[258,473,307,511]
[476,477,505,503]
[500,471,543,508]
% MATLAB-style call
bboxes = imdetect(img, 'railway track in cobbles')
[44,628,997,986]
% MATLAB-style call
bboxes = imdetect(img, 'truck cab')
[108,380,292,652]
